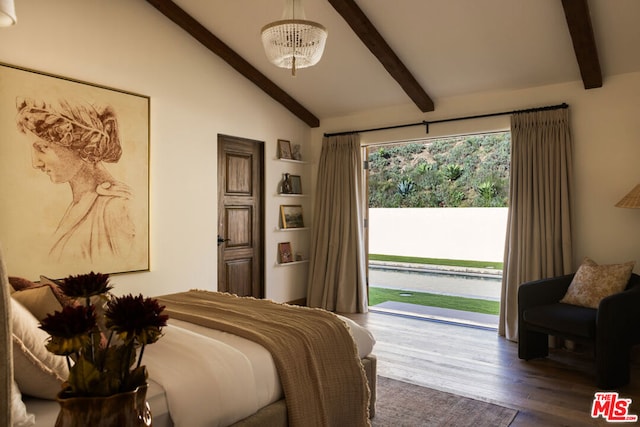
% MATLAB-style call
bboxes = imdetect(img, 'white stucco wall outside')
[369,208,508,263]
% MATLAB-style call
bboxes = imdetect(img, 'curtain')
[499,108,574,341]
[0,244,12,427]
[306,134,368,313]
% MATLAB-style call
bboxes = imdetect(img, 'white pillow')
[337,314,376,357]
[11,380,35,427]
[11,297,68,399]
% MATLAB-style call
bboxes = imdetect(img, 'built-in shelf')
[276,193,307,197]
[275,260,310,267]
[275,227,309,232]
[276,158,308,164]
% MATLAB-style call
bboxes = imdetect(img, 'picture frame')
[292,144,302,161]
[278,139,292,159]
[0,63,150,279]
[280,205,304,229]
[289,175,302,194]
[278,242,293,263]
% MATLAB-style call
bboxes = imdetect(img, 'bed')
[0,252,377,426]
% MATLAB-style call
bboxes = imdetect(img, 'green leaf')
[68,357,102,395]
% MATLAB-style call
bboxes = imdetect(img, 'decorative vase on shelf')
[281,173,292,194]
[55,384,152,427]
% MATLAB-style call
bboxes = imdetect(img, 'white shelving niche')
[275,156,310,270]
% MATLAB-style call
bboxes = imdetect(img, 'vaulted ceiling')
[146,0,640,127]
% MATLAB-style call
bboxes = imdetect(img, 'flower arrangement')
[38,272,168,397]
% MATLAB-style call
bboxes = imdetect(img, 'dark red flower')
[105,294,168,345]
[39,305,96,355]
[59,272,113,299]
[39,273,168,396]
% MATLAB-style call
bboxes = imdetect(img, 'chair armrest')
[597,286,640,343]
[518,274,575,312]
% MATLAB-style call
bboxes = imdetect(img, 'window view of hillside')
[368,132,511,208]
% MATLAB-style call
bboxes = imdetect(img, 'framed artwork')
[278,242,293,264]
[277,139,292,159]
[289,175,302,194]
[292,144,302,161]
[0,63,150,280]
[280,205,304,229]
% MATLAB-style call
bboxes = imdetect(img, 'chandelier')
[0,0,16,27]
[261,0,327,76]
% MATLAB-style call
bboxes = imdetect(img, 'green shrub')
[368,132,510,208]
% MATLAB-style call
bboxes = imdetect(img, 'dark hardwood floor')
[343,310,640,426]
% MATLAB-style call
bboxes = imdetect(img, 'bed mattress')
[24,314,375,427]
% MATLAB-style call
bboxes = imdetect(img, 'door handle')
[217,236,231,246]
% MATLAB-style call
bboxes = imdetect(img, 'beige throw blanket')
[156,291,370,427]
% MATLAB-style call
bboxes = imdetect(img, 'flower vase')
[55,384,152,427]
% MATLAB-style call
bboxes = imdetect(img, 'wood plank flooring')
[343,310,640,426]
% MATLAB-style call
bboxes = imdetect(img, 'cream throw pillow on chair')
[560,257,635,309]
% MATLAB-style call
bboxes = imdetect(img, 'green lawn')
[369,254,503,270]
[369,287,499,315]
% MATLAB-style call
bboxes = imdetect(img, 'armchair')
[518,272,640,389]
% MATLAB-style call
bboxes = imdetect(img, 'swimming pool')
[369,264,502,301]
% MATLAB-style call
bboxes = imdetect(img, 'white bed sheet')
[24,314,375,427]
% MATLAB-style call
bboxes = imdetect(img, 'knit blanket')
[156,291,370,427]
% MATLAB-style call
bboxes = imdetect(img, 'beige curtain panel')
[1,244,13,427]
[306,134,368,313]
[500,108,574,341]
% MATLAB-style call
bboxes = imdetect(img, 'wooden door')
[217,135,264,297]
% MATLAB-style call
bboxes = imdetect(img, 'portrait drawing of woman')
[0,63,149,279]
[16,98,135,262]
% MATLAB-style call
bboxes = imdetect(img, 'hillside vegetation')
[368,132,510,208]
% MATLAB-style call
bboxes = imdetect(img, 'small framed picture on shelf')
[290,175,302,194]
[292,144,302,160]
[280,205,304,229]
[278,242,293,263]
[277,139,292,159]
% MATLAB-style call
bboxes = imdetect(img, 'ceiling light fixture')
[261,0,327,76]
[0,0,16,27]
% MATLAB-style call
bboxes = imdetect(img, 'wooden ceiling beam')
[328,0,434,112]
[560,0,602,89]
[145,0,320,127]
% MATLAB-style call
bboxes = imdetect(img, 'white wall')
[369,208,508,263]
[0,0,311,302]
[311,72,640,272]
[3,1,640,304]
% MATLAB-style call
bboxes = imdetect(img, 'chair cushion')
[560,257,634,309]
[523,303,597,339]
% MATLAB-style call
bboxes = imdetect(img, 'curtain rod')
[323,102,569,137]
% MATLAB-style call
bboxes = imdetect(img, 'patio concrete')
[371,301,499,329]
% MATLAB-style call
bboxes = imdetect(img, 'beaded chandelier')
[261,0,327,76]
[0,0,16,27]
